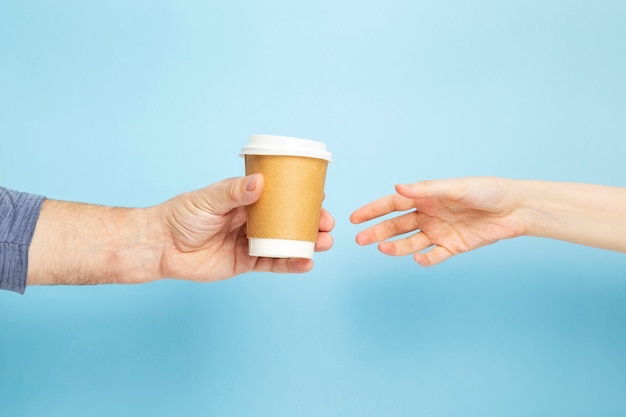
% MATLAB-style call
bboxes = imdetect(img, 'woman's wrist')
[512,180,549,239]
[510,180,626,252]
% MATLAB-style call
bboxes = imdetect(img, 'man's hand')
[156,173,334,282]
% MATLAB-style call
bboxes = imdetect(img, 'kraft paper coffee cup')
[240,135,332,259]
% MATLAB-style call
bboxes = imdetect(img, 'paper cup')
[240,135,332,259]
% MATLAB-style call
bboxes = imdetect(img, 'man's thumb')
[208,174,264,214]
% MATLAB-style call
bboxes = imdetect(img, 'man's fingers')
[285,258,314,273]
[253,257,314,274]
[314,232,333,252]
[319,208,335,233]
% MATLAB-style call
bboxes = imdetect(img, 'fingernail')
[246,174,260,191]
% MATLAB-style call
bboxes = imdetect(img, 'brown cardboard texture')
[245,155,328,242]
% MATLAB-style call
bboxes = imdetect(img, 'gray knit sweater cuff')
[0,187,46,294]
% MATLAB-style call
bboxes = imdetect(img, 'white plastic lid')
[240,134,333,162]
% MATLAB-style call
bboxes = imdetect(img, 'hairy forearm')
[518,180,626,253]
[27,200,164,286]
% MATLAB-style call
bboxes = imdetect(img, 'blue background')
[1,0,626,415]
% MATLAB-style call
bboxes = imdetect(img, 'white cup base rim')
[248,238,315,259]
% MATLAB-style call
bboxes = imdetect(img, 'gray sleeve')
[0,187,46,294]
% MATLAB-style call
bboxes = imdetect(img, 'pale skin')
[351,177,626,266]
[27,173,335,286]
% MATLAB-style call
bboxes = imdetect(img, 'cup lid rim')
[239,134,333,161]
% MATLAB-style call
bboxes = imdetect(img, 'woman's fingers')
[395,179,467,201]
[414,245,454,267]
[350,194,415,224]
[378,231,432,256]
[355,210,420,246]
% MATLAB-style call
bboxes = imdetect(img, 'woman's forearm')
[27,200,164,286]
[519,180,626,253]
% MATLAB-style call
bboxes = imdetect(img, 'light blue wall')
[1,1,625,416]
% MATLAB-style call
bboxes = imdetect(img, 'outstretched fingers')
[355,210,421,246]
[374,230,457,266]
[414,245,454,267]
[378,231,432,256]
[395,179,467,201]
[350,193,415,225]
